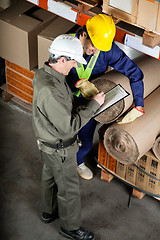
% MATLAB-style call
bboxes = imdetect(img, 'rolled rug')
[152,136,160,160]
[91,78,124,123]
[103,87,160,165]
[92,55,160,124]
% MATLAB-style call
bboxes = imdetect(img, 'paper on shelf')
[27,0,39,4]
[124,34,160,59]
[48,0,77,23]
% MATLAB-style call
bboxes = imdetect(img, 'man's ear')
[59,56,67,64]
[82,31,88,39]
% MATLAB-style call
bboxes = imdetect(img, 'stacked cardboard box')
[125,164,137,185]
[0,0,57,70]
[38,16,76,69]
[98,125,117,173]
[98,127,160,195]
[103,0,160,35]
[135,153,150,190]
[0,1,78,105]
[145,151,160,194]
[116,162,126,179]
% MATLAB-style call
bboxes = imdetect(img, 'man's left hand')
[117,106,145,124]
[75,78,99,99]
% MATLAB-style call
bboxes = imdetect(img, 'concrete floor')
[0,40,160,240]
[0,93,160,240]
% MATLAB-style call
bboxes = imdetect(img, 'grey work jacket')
[32,63,100,154]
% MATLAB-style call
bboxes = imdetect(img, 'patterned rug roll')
[92,55,160,124]
[103,87,160,165]
[152,136,160,160]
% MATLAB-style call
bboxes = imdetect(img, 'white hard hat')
[48,34,87,65]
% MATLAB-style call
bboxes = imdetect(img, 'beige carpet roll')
[152,136,160,160]
[103,87,160,165]
[91,78,124,123]
[92,55,160,124]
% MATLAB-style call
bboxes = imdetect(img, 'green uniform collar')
[43,62,66,84]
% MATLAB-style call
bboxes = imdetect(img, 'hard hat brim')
[77,57,87,65]
[95,42,112,52]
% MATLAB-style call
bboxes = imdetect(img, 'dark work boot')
[60,227,95,240]
[41,211,59,223]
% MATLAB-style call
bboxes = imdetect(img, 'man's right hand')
[92,92,105,106]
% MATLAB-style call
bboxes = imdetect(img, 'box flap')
[39,16,75,40]
[11,14,41,32]
[0,0,34,22]
[30,8,56,22]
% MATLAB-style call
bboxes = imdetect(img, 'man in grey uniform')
[32,34,105,240]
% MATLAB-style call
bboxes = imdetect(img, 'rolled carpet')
[92,55,160,124]
[103,87,160,165]
[152,136,160,160]
[91,78,124,123]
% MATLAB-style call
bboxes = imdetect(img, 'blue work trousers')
[77,118,97,165]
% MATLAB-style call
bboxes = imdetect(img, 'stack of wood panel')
[5,60,34,104]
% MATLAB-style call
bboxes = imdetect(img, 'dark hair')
[77,25,90,39]
[48,55,72,64]
[48,56,58,64]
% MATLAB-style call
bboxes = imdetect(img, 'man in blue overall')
[66,14,145,180]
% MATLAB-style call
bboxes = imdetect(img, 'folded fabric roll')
[103,87,160,165]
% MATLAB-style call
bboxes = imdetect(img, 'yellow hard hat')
[86,14,116,51]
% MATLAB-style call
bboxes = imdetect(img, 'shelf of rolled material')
[97,125,160,198]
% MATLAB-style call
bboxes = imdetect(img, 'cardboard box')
[137,0,159,32]
[38,17,76,69]
[116,162,126,179]
[98,125,116,172]
[103,0,160,35]
[98,125,110,167]
[135,152,150,191]
[0,0,56,70]
[125,164,137,185]
[102,0,138,24]
[98,137,117,172]
[156,3,160,33]
[107,154,117,173]
[98,135,108,167]
[146,151,160,195]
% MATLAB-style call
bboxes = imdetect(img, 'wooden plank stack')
[5,60,35,105]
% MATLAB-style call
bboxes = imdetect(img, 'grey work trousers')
[40,143,81,231]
